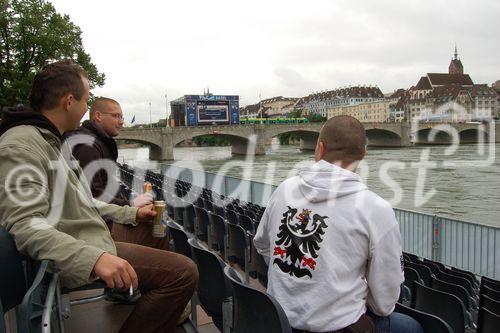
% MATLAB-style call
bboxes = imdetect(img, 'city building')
[302,86,385,117]
[239,96,300,118]
[405,47,498,123]
[327,100,391,123]
[170,92,239,126]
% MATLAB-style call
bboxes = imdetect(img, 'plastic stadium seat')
[439,271,475,297]
[0,226,27,315]
[188,238,232,331]
[477,307,500,333]
[226,223,250,282]
[403,252,419,262]
[247,232,269,288]
[451,266,480,288]
[224,266,292,333]
[413,281,466,333]
[167,221,192,259]
[395,303,452,333]
[238,214,255,234]
[479,294,500,316]
[405,261,434,286]
[480,285,500,302]
[419,260,442,279]
[446,268,478,291]
[225,209,239,225]
[208,212,227,258]
[404,267,423,291]
[194,206,210,242]
[431,277,474,311]
[183,204,196,233]
[481,276,500,292]
[431,277,475,327]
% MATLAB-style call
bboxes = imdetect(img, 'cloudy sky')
[50,0,499,124]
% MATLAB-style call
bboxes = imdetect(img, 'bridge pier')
[150,132,174,160]
[231,129,266,156]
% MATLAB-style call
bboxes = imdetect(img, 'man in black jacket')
[65,97,167,249]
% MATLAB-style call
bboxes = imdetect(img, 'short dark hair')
[318,115,367,163]
[90,97,119,115]
[29,59,88,112]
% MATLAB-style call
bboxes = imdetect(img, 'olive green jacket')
[0,125,137,288]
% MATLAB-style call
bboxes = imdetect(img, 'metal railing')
[120,163,500,279]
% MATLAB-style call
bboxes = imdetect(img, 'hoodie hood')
[0,108,62,139]
[297,159,367,203]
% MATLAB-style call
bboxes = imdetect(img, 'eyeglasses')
[100,112,124,120]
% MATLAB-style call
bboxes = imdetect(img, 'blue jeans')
[367,311,424,333]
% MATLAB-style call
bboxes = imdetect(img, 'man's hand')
[130,192,153,207]
[93,253,138,290]
[136,204,157,223]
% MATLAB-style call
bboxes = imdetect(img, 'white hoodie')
[254,160,403,332]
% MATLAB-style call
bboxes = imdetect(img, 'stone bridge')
[117,122,498,160]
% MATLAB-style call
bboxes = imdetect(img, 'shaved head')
[316,115,367,164]
[90,97,119,119]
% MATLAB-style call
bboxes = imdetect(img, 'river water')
[118,142,500,227]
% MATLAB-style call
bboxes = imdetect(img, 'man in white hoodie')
[254,116,422,333]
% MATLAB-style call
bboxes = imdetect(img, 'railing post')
[432,215,441,261]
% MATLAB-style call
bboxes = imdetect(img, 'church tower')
[449,45,464,74]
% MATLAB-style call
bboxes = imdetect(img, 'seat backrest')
[404,266,422,289]
[182,204,196,233]
[0,225,27,313]
[187,238,232,330]
[166,221,192,259]
[431,277,471,310]
[481,285,500,302]
[208,212,226,254]
[194,206,209,240]
[481,276,500,292]
[446,268,477,290]
[224,266,292,333]
[423,258,446,272]
[238,214,255,233]
[226,223,248,268]
[451,267,479,287]
[405,261,433,286]
[403,252,419,262]
[413,281,466,333]
[419,260,442,278]
[480,294,500,316]
[395,302,452,333]
[440,271,474,297]
[477,307,500,333]
[225,209,239,225]
[248,232,268,288]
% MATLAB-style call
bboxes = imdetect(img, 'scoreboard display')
[180,94,239,126]
[197,101,229,123]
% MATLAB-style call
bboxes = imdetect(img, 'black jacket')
[64,120,129,207]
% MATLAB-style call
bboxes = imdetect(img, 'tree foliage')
[0,0,105,107]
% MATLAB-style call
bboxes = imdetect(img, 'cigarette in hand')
[129,285,133,296]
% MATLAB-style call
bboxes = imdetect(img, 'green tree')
[0,0,105,108]
[287,108,302,118]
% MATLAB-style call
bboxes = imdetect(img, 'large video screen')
[197,101,229,123]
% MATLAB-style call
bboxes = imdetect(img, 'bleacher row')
[120,165,500,333]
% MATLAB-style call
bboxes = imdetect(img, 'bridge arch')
[115,137,164,159]
[264,128,320,151]
[458,128,489,143]
[365,129,404,147]
[173,128,265,156]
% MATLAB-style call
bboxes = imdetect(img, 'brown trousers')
[115,242,198,333]
[112,222,169,250]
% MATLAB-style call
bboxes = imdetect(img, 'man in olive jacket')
[0,60,197,332]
